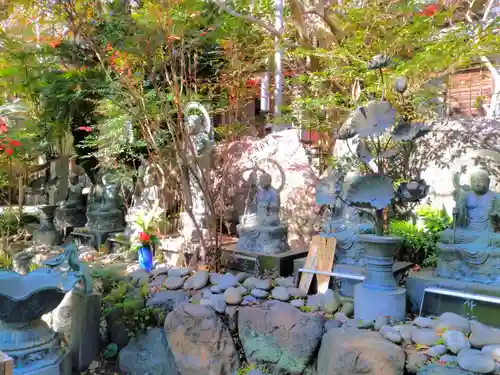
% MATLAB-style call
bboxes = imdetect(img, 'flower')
[78,126,93,132]
[419,4,439,17]
[139,232,151,242]
[394,77,408,94]
[367,54,391,70]
[350,100,396,138]
[9,140,21,147]
[396,179,429,203]
[50,39,62,48]
[5,148,13,156]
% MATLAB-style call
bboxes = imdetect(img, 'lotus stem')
[379,68,385,101]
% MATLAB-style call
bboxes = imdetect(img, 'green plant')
[389,205,451,266]
[238,364,270,375]
[102,280,161,337]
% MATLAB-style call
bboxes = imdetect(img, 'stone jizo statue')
[437,167,500,283]
[237,172,289,254]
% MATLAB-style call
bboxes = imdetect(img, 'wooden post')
[299,236,336,294]
[0,352,13,375]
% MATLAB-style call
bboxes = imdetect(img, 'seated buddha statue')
[237,172,289,254]
[436,167,500,283]
[317,169,374,266]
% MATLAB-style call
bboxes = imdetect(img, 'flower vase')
[138,245,153,272]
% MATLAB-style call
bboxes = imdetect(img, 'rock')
[236,272,249,283]
[149,274,167,289]
[306,295,321,312]
[209,294,227,313]
[413,317,435,328]
[320,290,342,314]
[443,330,471,354]
[236,285,248,295]
[290,299,304,308]
[190,287,213,303]
[243,276,258,289]
[151,266,170,277]
[253,279,272,291]
[375,316,390,331]
[325,320,343,331]
[394,324,414,344]
[210,272,222,284]
[318,327,405,375]
[439,354,458,364]
[247,370,264,375]
[275,277,295,288]
[188,271,210,290]
[146,290,190,319]
[164,304,239,375]
[168,267,191,278]
[381,325,402,344]
[406,349,428,374]
[238,301,323,375]
[224,287,243,305]
[165,276,185,290]
[340,302,354,318]
[243,295,257,304]
[225,306,238,332]
[271,287,290,301]
[417,364,472,375]
[458,351,496,373]
[128,269,150,285]
[412,328,440,346]
[210,285,222,294]
[470,320,500,348]
[118,328,178,375]
[482,344,500,360]
[218,273,239,291]
[334,312,349,323]
[437,312,470,335]
[427,345,448,357]
[288,287,307,298]
[356,319,375,329]
[251,288,269,299]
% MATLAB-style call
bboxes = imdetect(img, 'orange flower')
[50,39,62,48]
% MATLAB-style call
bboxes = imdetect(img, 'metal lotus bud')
[351,78,363,103]
[367,54,391,70]
[394,76,408,94]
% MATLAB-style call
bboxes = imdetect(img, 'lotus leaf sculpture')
[0,268,80,324]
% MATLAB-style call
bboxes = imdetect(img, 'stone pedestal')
[406,269,500,328]
[70,291,101,372]
[353,235,406,321]
[221,242,307,277]
[237,222,289,254]
[0,320,71,375]
[34,205,61,246]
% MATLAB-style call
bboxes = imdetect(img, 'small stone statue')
[62,174,85,209]
[86,171,125,232]
[237,172,289,254]
[437,166,500,283]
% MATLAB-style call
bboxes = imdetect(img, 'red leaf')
[419,4,439,16]
[5,148,13,156]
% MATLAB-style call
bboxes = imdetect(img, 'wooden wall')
[447,66,493,117]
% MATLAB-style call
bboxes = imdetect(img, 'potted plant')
[336,55,430,320]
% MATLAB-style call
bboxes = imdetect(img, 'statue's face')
[187,115,203,134]
[258,173,272,189]
[470,172,490,195]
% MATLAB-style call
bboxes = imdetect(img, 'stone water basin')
[0,268,80,324]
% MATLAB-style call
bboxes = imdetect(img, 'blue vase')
[138,245,153,272]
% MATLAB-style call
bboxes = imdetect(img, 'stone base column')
[69,291,101,373]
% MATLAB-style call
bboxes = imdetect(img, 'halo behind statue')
[183,101,212,138]
[240,158,286,192]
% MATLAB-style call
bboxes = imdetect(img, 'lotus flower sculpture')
[336,71,432,235]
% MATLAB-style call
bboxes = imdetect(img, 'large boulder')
[164,304,239,375]
[238,301,324,375]
[118,328,179,375]
[317,327,405,375]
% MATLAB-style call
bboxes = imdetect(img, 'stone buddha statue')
[86,172,125,232]
[56,173,87,228]
[317,169,374,266]
[237,172,289,254]
[437,167,500,283]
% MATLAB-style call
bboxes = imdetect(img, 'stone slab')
[221,243,307,277]
[293,259,412,297]
[33,230,61,246]
[71,229,123,249]
[13,350,71,375]
[70,291,101,372]
[407,269,500,328]
[354,284,406,321]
